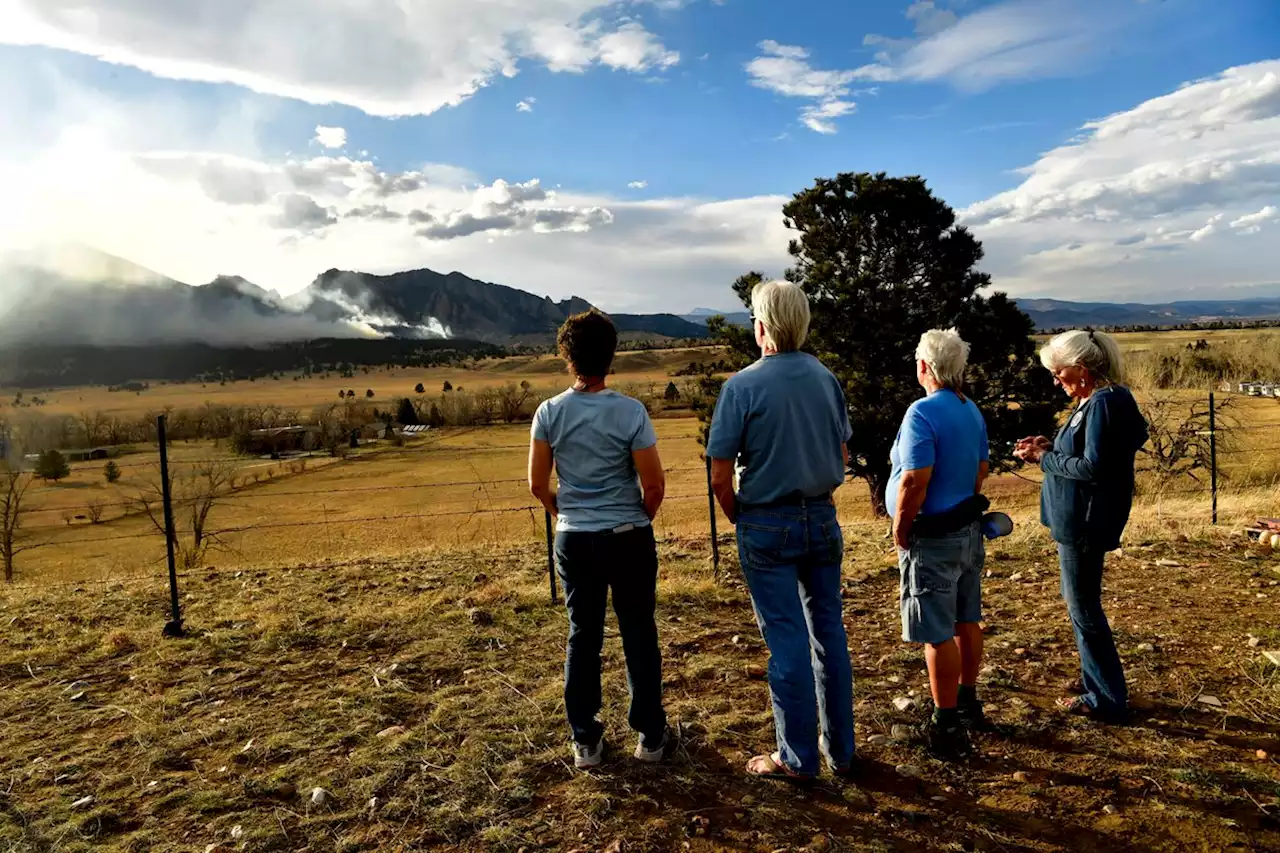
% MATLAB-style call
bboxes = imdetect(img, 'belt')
[739,492,833,512]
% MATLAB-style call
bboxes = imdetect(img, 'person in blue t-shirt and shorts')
[887,328,991,759]
[706,280,856,783]
[528,309,673,770]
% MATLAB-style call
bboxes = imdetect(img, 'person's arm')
[710,458,737,523]
[1039,398,1110,482]
[976,411,990,493]
[528,438,557,517]
[975,460,989,494]
[893,467,932,550]
[633,445,666,520]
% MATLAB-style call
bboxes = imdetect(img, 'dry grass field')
[2,332,1280,852]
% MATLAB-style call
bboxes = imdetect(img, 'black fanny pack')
[912,494,990,538]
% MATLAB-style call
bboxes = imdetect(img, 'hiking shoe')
[958,699,993,732]
[634,727,676,763]
[925,720,971,761]
[573,738,605,769]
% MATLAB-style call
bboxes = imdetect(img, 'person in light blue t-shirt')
[706,280,855,783]
[888,328,990,760]
[528,309,671,771]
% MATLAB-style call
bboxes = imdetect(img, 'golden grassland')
[0,348,716,419]
[1,520,1278,851]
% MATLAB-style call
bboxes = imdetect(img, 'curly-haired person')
[528,309,673,770]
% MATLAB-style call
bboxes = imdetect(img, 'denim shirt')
[1040,385,1149,551]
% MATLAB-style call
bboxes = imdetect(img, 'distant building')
[244,426,319,456]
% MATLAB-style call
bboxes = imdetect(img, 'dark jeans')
[555,525,666,746]
[736,502,855,776]
[1058,541,1128,717]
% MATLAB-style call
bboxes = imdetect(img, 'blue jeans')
[736,503,855,775]
[556,526,666,746]
[1058,542,1128,718]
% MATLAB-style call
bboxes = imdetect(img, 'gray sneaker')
[573,738,605,769]
[634,728,674,763]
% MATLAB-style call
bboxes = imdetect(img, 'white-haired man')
[887,328,990,759]
[707,280,856,782]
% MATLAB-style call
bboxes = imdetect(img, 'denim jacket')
[1040,385,1149,551]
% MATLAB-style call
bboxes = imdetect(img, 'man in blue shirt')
[888,328,990,759]
[706,280,855,783]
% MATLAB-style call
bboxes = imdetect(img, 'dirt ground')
[2,526,1278,852]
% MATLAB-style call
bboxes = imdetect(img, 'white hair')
[1040,329,1125,385]
[751,280,810,352]
[916,328,970,389]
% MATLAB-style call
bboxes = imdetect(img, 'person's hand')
[1014,445,1044,465]
[893,522,911,551]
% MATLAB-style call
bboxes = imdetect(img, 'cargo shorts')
[898,522,985,645]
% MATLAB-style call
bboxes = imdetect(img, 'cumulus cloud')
[746,40,859,134]
[313,125,347,149]
[410,179,613,240]
[516,97,536,112]
[0,0,681,117]
[628,180,648,189]
[960,60,1280,300]
[271,193,338,231]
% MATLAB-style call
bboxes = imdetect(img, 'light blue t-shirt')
[885,391,989,518]
[532,389,658,533]
[705,352,852,506]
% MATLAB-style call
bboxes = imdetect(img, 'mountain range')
[2,248,1279,353]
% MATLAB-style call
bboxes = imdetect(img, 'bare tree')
[497,381,534,423]
[1138,394,1237,494]
[86,499,106,525]
[1,464,34,583]
[136,460,238,571]
[474,388,501,424]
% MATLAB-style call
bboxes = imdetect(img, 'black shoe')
[958,699,993,732]
[925,720,971,761]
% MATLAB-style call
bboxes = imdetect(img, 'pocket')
[820,519,844,565]
[737,522,790,568]
[906,536,963,597]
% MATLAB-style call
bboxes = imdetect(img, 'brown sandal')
[746,752,814,784]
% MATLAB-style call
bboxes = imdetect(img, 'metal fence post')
[1209,391,1218,525]
[705,457,720,573]
[545,511,558,603]
[158,415,184,637]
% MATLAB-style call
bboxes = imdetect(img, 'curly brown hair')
[557,309,617,379]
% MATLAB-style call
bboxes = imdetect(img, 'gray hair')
[1039,329,1125,385]
[916,328,970,389]
[751,280,810,352]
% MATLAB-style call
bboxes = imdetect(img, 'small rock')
[895,764,923,778]
[230,825,243,841]
[1247,636,1261,648]
[71,795,95,809]
[467,608,493,626]
[866,734,890,746]
[310,787,332,806]
[1103,805,1119,816]
[68,691,87,703]
[1013,771,1031,783]
[744,664,767,679]
[1197,694,1224,708]
[890,724,914,741]
[603,840,624,853]
[1013,648,1027,657]
[376,726,406,739]
[240,738,255,754]
[368,796,379,813]
[893,697,915,712]
[1009,573,1024,582]
[887,675,902,684]
[1136,643,1155,653]
[807,834,831,853]
[731,635,743,645]
[1155,559,1182,568]
[1257,750,1269,761]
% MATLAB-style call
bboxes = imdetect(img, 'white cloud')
[960,60,1280,300]
[746,41,859,134]
[856,0,1152,91]
[0,0,680,117]
[628,180,648,189]
[1230,205,1278,234]
[313,125,347,149]
[516,97,536,112]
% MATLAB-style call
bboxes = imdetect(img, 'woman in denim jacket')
[1015,330,1148,722]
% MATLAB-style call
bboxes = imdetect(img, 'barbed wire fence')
[3,390,1278,635]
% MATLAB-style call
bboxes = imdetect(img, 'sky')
[1,0,1278,314]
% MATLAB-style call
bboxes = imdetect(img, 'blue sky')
[1,0,1279,314]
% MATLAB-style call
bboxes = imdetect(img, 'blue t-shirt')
[705,352,852,506]
[532,389,658,533]
[885,391,989,518]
